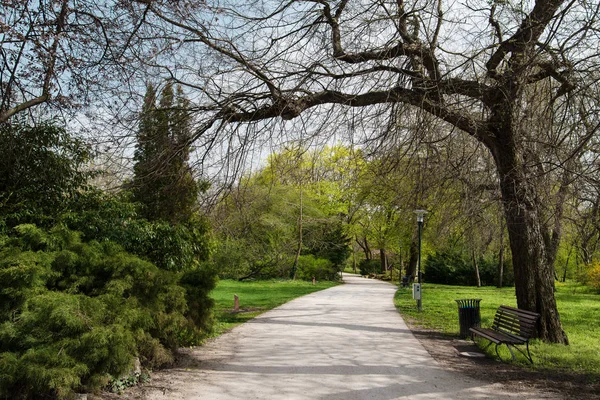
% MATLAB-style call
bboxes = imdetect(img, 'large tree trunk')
[497,223,504,288]
[492,139,568,344]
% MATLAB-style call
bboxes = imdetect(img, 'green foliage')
[64,189,213,272]
[0,122,92,228]
[424,249,514,286]
[179,265,218,341]
[295,255,339,281]
[132,83,200,224]
[211,238,254,280]
[587,262,600,291]
[0,224,216,398]
[0,120,217,398]
[109,370,150,395]
[212,149,354,281]
[359,259,381,275]
[424,250,470,285]
[304,221,351,269]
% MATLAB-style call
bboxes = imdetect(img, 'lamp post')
[414,209,427,312]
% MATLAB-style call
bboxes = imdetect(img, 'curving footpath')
[125,274,557,399]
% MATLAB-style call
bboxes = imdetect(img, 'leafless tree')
[0,0,150,122]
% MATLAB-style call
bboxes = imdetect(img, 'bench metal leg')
[477,337,534,364]
[498,343,535,364]
[504,344,517,361]
[525,342,534,364]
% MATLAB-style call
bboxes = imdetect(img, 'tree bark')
[497,223,504,288]
[491,137,568,344]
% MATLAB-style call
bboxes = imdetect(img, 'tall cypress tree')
[132,82,198,224]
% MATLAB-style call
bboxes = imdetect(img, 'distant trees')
[211,146,355,280]
[132,82,199,224]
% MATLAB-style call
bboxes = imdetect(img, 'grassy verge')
[394,281,600,377]
[210,279,339,337]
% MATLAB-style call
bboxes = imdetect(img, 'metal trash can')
[455,299,481,339]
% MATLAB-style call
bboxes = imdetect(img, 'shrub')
[179,264,218,342]
[424,250,514,286]
[0,123,92,229]
[0,224,216,398]
[211,238,253,280]
[358,259,381,275]
[64,190,213,271]
[477,255,515,287]
[303,221,351,270]
[296,255,339,281]
[587,262,600,291]
[424,251,466,285]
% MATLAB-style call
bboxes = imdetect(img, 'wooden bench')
[469,305,540,364]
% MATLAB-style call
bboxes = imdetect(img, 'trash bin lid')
[455,299,482,307]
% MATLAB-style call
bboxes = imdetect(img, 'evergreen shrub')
[0,224,215,398]
[0,122,217,398]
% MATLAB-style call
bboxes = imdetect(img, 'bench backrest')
[492,305,540,339]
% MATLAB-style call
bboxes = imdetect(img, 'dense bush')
[0,224,215,398]
[0,122,217,398]
[295,255,340,281]
[303,221,351,270]
[587,262,600,291]
[211,238,255,280]
[424,250,514,286]
[359,259,381,275]
[0,123,92,229]
[64,189,213,271]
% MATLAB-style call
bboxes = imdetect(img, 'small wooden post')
[234,294,239,311]
[312,276,316,285]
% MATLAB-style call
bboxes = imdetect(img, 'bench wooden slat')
[470,328,525,344]
[469,305,541,364]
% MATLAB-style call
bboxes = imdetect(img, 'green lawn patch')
[210,279,339,337]
[394,281,600,377]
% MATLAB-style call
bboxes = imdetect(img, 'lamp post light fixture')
[414,209,427,312]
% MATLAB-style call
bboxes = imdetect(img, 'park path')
[125,274,555,400]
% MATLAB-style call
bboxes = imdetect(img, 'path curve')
[125,274,557,399]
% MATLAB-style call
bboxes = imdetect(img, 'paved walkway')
[130,274,552,399]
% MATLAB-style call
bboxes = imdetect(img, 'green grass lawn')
[210,279,339,337]
[394,281,600,377]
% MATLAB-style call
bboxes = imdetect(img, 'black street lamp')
[414,209,427,312]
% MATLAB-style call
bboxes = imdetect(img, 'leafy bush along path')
[103,275,557,399]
